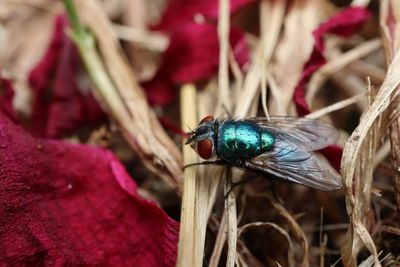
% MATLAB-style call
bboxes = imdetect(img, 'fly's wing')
[247,116,339,151]
[244,129,342,191]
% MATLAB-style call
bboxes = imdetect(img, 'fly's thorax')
[217,120,275,160]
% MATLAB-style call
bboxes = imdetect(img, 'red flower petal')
[143,23,249,105]
[0,72,18,123]
[172,23,248,83]
[0,111,179,266]
[153,0,256,32]
[318,144,343,172]
[293,7,372,116]
[29,14,104,138]
[142,72,176,106]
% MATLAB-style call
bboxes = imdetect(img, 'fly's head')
[186,116,218,160]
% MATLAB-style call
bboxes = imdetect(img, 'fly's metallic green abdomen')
[217,121,275,160]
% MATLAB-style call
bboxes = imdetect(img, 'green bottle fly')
[185,115,343,191]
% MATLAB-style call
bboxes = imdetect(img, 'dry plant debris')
[0,0,400,266]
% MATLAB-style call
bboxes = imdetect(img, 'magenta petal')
[0,73,18,123]
[143,23,249,105]
[0,111,179,266]
[318,144,343,172]
[142,72,176,106]
[167,23,221,82]
[167,23,249,83]
[293,49,326,116]
[29,14,104,138]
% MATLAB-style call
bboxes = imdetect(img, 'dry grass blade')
[187,82,227,266]
[178,83,224,267]
[330,72,368,111]
[351,0,371,7]
[209,214,228,267]
[177,0,240,265]
[269,0,322,115]
[120,0,165,80]
[217,0,231,112]
[177,1,237,260]
[389,121,400,214]
[234,0,285,117]
[113,24,168,52]
[339,63,400,265]
[357,254,378,267]
[1,0,60,13]
[224,170,237,267]
[348,61,386,84]
[380,0,400,216]
[306,92,366,119]
[177,83,201,267]
[382,225,400,236]
[72,0,183,191]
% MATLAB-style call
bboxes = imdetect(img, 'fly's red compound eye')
[200,116,214,124]
[196,139,213,159]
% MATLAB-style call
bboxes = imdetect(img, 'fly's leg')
[183,160,226,169]
[224,174,260,200]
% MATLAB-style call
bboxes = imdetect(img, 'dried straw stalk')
[338,1,400,266]
[177,83,200,266]
[380,0,400,216]
[340,32,400,267]
[269,0,321,115]
[178,0,239,265]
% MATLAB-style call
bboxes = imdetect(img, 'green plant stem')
[62,0,127,124]
[63,0,85,40]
